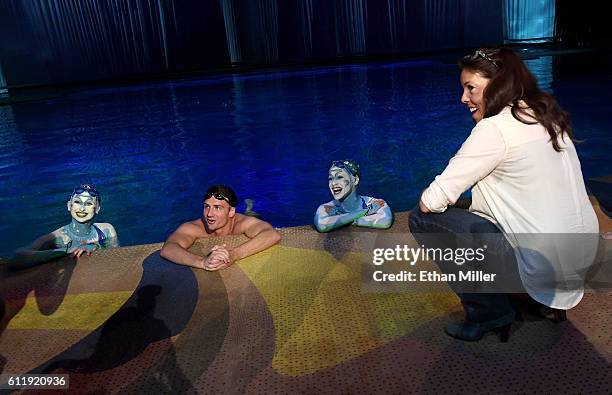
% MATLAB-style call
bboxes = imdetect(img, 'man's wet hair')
[204,185,238,207]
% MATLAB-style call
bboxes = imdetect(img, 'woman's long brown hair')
[460,48,572,152]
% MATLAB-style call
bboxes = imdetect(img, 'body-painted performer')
[314,160,393,232]
[160,185,281,271]
[13,184,118,266]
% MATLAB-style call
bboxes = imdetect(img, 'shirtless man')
[160,185,281,271]
[314,160,393,232]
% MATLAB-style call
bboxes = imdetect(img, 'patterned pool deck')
[1,209,610,394]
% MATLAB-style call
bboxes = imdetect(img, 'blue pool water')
[1,53,611,256]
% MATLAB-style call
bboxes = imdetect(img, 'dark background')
[4,0,608,89]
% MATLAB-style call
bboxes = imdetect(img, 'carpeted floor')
[1,211,610,394]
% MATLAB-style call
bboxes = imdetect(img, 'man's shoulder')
[232,213,272,234]
[233,213,252,228]
[178,219,207,236]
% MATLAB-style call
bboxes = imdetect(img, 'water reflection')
[0,56,609,256]
[525,56,553,92]
[0,63,8,99]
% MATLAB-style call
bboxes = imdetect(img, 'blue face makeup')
[329,166,357,202]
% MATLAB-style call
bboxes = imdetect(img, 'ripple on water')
[1,55,611,256]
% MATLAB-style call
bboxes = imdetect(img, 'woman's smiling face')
[328,166,356,202]
[460,69,490,123]
[68,192,98,223]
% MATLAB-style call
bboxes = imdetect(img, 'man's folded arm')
[160,223,205,269]
[230,217,281,262]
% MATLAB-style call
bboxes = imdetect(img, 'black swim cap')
[204,185,238,207]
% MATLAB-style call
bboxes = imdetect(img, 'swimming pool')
[1,51,611,256]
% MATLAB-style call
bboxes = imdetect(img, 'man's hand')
[203,244,233,271]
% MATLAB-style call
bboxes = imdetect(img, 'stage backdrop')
[0,0,556,88]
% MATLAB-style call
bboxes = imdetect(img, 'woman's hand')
[419,199,431,213]
[68,244,98,258]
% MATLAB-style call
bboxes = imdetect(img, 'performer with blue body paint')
[314,160,393,232]
[12,184,118,266]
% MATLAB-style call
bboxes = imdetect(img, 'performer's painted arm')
[11,232,68,268]
[354,199,393,229]
[314,203,368,233]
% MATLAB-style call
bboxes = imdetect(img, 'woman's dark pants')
[409,207,517,323]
